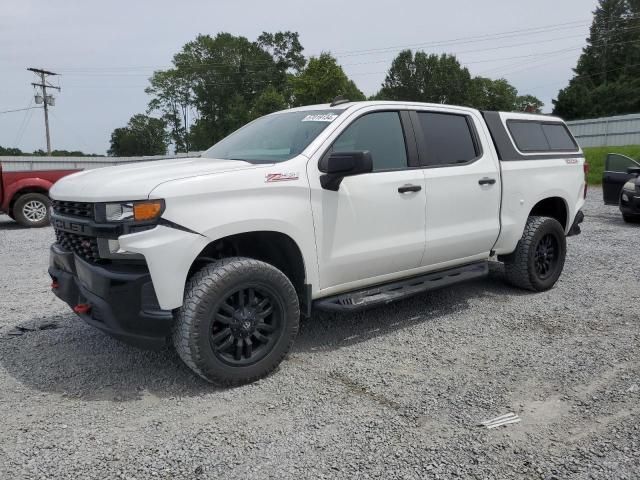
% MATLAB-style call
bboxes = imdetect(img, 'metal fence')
[0,152,202,172]
[567,113,640,148]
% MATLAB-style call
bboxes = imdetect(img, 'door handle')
[478,177,496,186]
[398,184,422,194]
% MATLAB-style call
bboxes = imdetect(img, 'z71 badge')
[265,172,299,183]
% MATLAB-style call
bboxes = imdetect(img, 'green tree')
[468,77,518,111]
[256,31,307,106]
[146,69,194,153]
[291,53,365,106]
[515,95,544,113]
[177,33,281,149]
[108,114,168,156]
[0,146,99,156]
[51,150,96,157]
[146,32,302,151]
[374,50,542,112]
[0,146,24,156]
[375,51,472,105]
[553,0,640,119]
[256,31,306,73]
[250,86,288,119]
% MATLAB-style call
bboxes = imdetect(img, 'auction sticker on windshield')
[302,114,339,122]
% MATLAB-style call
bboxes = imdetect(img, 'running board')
[314,261,488,313]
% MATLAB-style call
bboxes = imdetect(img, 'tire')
[13,193,51,228]
[502,216,566,292]
[173,257,300,386]
[623,214,639,224]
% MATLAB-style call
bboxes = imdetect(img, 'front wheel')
[13,193,51,228]
[173,257,300,386]
[502,216,566,292]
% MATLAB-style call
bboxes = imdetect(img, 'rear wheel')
[623,214,639,223]
[502,216,566,292]
[13,193,51,228]
[173,257,300,386]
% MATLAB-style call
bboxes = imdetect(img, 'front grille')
[55,229,102,263]
[52,200,94,219]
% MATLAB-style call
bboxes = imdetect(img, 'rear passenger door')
[602,154,640,205]
[411,109,501,267]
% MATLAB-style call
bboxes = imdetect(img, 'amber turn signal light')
[133,201,164,221]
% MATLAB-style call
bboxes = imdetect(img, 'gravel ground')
[0,187,639,480]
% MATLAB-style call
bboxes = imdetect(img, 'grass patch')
[583,145,640,185]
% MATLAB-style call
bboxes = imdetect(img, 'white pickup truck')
[49,100,586,385]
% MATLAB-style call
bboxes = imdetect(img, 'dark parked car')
[602,153,640,222]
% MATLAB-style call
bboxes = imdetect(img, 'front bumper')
[620,190,640,217]
[48,243,174,349]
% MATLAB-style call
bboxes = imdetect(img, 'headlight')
[106,202,133,221]
[104,200,164,222]
[623,180,637,192]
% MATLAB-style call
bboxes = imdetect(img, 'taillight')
[583,162,589,198]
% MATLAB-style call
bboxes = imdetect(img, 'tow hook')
[73,303,92,315]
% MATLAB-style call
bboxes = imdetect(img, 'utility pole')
[27,67,60,156]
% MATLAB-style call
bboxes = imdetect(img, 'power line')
[526,62,640,92]
[334,20,592,57]
[15,14,640,79]
[50,24,640,81]
[14,99,35,148]
[49,18,596,74]
[333,13,640,58]
[0,106,43,114]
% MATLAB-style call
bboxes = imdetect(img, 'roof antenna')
[330,96,350,107]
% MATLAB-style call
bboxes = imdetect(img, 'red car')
[1,155,190,227]
[0,158,80,227]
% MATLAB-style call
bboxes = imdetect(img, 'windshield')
[202,109,343,163]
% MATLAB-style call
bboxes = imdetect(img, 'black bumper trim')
[49,244,174,349]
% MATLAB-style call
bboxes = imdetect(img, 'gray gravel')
[1,187,639,480]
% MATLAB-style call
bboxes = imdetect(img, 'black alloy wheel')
[502,216,566,292]
[534,233,560,280]
[210,286,282,366]
[173,257,300,386]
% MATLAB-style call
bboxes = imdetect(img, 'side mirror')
[318,151,373,191]
[627,166,640,176]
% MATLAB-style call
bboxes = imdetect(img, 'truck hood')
[50,157,262,202]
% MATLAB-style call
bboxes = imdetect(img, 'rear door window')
[416,112,479,166]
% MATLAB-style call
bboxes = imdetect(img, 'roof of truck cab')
[280,100,481,114]
[276,102,568,125]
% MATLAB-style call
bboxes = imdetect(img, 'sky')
[0,0,599,155]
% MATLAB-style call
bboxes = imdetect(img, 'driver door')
[308,110,427,291]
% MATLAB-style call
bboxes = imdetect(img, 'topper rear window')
[507,120,579,153]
